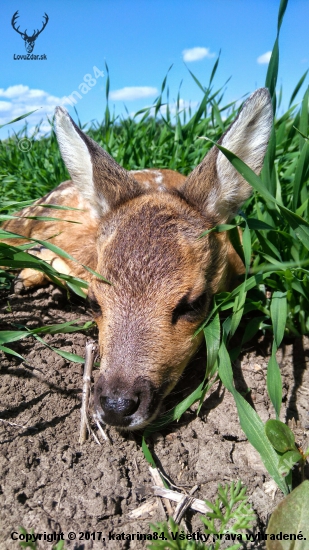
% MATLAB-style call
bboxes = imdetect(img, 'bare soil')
[0,284,308,550]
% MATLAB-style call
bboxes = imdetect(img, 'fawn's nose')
[94,374,162,429]
[100,395,140,423]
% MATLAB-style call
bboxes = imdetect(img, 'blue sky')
[0,0,308,138]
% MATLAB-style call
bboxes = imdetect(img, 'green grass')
[150,482,255,550]
[0,68,235,206]
[0,0,308,498]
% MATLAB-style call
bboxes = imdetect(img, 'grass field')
[0,0,308,504]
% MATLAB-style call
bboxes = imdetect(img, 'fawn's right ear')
[54,107,144,217]
[179,88,273,224]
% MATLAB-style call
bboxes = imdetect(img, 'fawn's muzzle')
[94,375,162,429]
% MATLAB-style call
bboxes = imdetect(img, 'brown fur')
[1,89,273,429]
[1,169,241,429]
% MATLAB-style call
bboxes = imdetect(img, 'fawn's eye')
[172,291,208,324]
[87,291,102,317]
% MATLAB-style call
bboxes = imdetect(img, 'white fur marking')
[154,171,163,184]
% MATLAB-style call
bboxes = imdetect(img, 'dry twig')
[79,339,97,444]
[173,485,199,523]
[149,466,174,517]
[128,499,158,519]
[152,486,211,514]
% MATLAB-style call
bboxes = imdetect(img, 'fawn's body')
[2,88,273,429]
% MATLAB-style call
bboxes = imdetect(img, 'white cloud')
[182,47,215,62]
[110,86,158,101]
[130,98,199,121]
[257,51,272,64]
[160,98,199,116]
[0,85,30,98]
[0,85,68,134]
[0,101,12,112]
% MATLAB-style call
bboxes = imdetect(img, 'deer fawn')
[2,88,273,429]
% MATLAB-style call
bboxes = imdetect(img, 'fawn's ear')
[54,107,144,216]
[179,88,273,224]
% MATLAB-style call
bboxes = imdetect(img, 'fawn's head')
[55,89,273,429]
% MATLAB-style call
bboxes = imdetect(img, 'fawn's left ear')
[179,88,273,224]
[54,107,144,216]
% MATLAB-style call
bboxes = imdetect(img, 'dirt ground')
[0,283,308,550]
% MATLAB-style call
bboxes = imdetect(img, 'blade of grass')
[218,342,288,495]
[0,110,39,129]
[267,343,282,419]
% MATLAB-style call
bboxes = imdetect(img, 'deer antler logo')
[11,11,49,53]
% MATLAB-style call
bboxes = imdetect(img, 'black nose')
[94,375,162,429]
[100,396,139,419]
